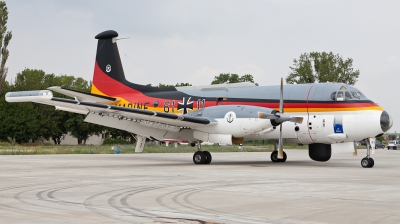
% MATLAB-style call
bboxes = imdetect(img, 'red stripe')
[93,61,141,96]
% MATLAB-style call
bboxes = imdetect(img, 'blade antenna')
[280,78,284,113]
[115,37,131,40]
[278,78,284,159]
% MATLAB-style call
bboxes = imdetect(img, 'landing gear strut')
[361,138,375,168]
[193,141,212,164]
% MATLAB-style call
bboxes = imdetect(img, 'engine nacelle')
[309,143,331,162]
[188,105,276,138]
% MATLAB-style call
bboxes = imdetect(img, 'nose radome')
[380,111,393,132]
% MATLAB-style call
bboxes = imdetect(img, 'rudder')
[91,30,127,96]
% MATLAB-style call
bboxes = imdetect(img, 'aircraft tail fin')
[91,30,128,96]
[91,30,176,96]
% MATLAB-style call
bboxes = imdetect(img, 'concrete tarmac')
[0,149,400,224]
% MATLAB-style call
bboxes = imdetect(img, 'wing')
[48,86,119,104]
[5,90,216,130]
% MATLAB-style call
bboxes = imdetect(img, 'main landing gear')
[270,140,287,162]
[270,151,287,162]
[361,138,375,168]
[192,141,212,164]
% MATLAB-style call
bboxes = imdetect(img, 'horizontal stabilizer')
[48,86,119,103]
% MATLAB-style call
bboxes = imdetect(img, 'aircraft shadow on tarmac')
[128,157,359,168]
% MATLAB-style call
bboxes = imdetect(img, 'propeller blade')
[275,113,303,124]
[289,117,304,124]
[280,78,284,114]
[277,78,284,159]
[115,37,131,40]
[258,112,276,119]
[278,123,284,159]
[258,112,303,124]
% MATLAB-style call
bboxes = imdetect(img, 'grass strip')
[0,142,308,155]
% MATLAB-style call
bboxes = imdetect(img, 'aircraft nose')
[380,111,393,132]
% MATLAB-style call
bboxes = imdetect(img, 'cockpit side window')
[345,91,353,100]
[331,91,337,101]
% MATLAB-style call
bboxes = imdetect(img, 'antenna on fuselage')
[115,37,130,41]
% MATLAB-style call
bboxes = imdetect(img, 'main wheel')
[271,151,287,162]
[193,151,206,164]
[368,158,375,167]
[361,157,374,168]
[203,151,212,164]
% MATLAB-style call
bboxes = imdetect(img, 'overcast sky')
[6,0,400,132]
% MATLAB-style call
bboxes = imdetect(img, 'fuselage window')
[336,91,344,101]
[331,92,337,101]
[345,91,353,100]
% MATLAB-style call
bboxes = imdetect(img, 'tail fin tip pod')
[95,30,118,39]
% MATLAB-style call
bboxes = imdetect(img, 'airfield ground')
[0,149,399,223]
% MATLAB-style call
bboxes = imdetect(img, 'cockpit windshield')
[351,92,363,99]
[331,90,364,101]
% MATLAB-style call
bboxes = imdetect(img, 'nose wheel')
[361,157,374,168]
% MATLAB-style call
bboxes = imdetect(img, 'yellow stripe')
[309,106,384,112]
[91,84,107,96]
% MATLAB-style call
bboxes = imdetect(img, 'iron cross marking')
[177,97,194,114]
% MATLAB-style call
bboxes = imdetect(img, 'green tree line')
[0,68,129,144]
[1,52,359,144]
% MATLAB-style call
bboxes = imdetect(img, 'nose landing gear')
[361,138,375,168]
[361,157,374,168]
